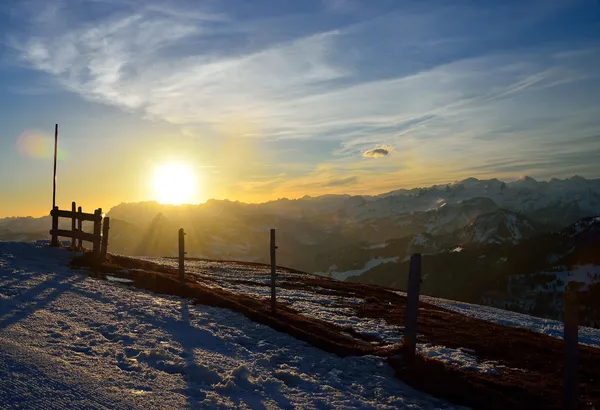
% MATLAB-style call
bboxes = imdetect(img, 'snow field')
[414,294,600,348]
[0,243,461,409]
[141,257,517,375]
[144,258,406,344]
[314,257,399,281]
[416,345,499,375]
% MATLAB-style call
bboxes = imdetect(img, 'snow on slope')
[416,294,600,348]
[509,265,600,294]
[141,257,515,374]
[314,257,399,281]
[416,345,498,375]
[0,242,460,409]
[463,210,537,244]
[140,257,404,343]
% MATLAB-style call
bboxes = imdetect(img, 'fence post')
[404,253,422,364]
[71,202,76,248]
[179,228,186,283]
[92,208,102,257]
[50,206,59,247]
[77,206,83,249]
[270,228,277,314]
[564,289,579,410]
[52,124,58,211]
[101,217,110,262]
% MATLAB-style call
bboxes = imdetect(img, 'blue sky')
[1,0,600,216]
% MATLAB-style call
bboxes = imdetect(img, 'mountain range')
[2,175,600,325]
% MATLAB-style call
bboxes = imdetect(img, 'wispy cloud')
[321,0,360,14]
[5,0,600,199]
[11,3,347,127]
[322,176,358,187]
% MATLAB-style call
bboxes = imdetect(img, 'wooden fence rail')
[50,202,110,262]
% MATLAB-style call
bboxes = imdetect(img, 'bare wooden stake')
[77,206,83,249]
[564,289,579,410]
[92,208,102,257]
[270,228,277,314]
[71,202,76,248]
[404,253,422,364]
[178,228,186,283]
[101,217,110,262]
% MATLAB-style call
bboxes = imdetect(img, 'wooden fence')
[50,201,110,261]
[175,227,580,406]
[178,227,279,314]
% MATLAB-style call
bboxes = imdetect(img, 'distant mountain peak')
[460,208,538,245]
[519,176,537,182]
[462,177,479,182]
[457,177,481,186]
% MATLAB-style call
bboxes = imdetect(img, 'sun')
[153,162,197,205]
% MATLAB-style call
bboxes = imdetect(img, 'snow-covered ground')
[416,294,600,348]
[314,257,399,281]
[416,345,498,375]
[0,242,460,409]
[139,257,557,374]
[140,256,600,374]
[139,257,404,344]
[147,258,600,350]
[510,265,600,293]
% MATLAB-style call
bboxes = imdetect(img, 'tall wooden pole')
[52,124,58,211]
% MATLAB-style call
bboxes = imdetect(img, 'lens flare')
[16,130,67,159]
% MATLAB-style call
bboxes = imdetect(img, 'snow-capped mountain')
[369,175,600,222]
[456,209,540,245]
[348,217,600,327]
[2,175,599,275]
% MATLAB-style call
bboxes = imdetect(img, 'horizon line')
[4,173,599,220]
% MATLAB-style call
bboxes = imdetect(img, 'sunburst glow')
[153,162,196,205]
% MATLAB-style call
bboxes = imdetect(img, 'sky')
[1,0,600,217]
